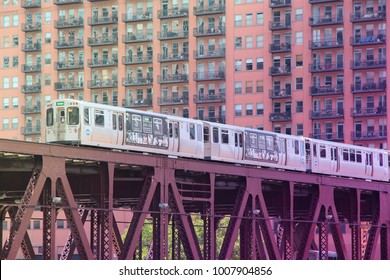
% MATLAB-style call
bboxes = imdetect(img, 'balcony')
[158,74,188,84]
[158,52,189,62]
[21,0,41,8]
[122,77,153,86]
[53,0,83,5]
[88,79,118,89]
[351,106,387,117]
[122,11,152,22]
[269,0,291,8]
[88,36,118,46]
[309,63,343,73]
[269,112,292,122]
[310,85,343,96]
[123,32,152,43]
[21,23,42,32]
[193,27,225,37]
[54,39,83,49]
[87,0,108,2]
[350,11,386,23]
[309,0,342,3]
[55,82,84,91]
[351,131,387,141]
[194,49,225,59]
[269,66,291,76]
[88,58,118,68]
[54,60,84,70]
[21,126,41,136]
[122,98,153,108]
[351,82,387,94]
[269,21,291,31]
[54,18,84,29]
[122,55,152,65]
[158,95,189,106]
[158,30,188,40]
[350,34,386,46]
[350,59,386,70]
[269,42,291,53]
[194,93,225,104]
[21,64,41,73]
[193,4,225,15]
[309,110,344,120]
[310,133,344,142]
[158,8,189,19]
[21,105,41,114]
[88,15,118,26]
[309,16,343,26]
[269,89,292,99]
[21,43,41,52]
[193,71,225,81]
[309,40,343,50]
[22,84,41,94]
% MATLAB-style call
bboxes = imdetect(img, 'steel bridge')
[0,139,389,260]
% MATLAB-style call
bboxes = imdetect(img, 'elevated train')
[45,99,389,182]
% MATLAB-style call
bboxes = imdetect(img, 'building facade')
[0,0,388,149]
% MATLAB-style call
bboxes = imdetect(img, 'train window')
[266,136,274,151]
[153,118,163,135]
[118,115,123,131]
[189,123,195,140]
[250,133,257,148]
[221,129,229,144]
[143,116,152,133]
[234,133,238,147]
[366,153,373,166]
[174,123,179,138]
[204,126,210,142]
[334,148,338,161]
[379,153,383,166]
[258,135,266,149]
[356,151,362,163]
[197,124,202,142]
[112,114,117,130]
[239,133,243,147]
[132,115,142,132]
[213,127,219,143]
[319,145,326,158]
[67,107,79,125]
[46,108,53,126]
[313,144,317,157]
[343,149,349,161]
[388,155,390,167]
[84,108,90,125]
[350,149,355,162]
[94,110,104,127]
[169,123,173,138]
[294,140,299,155]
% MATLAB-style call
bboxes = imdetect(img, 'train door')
[234,131,243,160]
[330,146,338,172]
[169,121,179,153]
[112,113,118,145]
[57,107,66,139]
[305,141,311,171]
[365,152,373,176]
[203,124,211,158]
[279,138,287,166]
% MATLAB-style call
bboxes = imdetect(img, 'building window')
[256,58,263,70]
[57,220,65,229]
[12,15,18,26]
[44,12,52,24]
[245,80,253,93]
[234,82,242,94]
[256,80,263,93]
[12,76,18,88]
[256,35,264,48]
[256,12,264,25]
[245,36,253,48]
[296,54,303,67]
[245,14,253,26]
[45,32,51,44]
[235,59,242,71]
[12,36,18,47]
[3,98,9,109]
[234,104,242,116]
[295,31,303,45]
[45,74,51,86]
[296,124,303,136]
[12,97,18,108]
[3,77,9,88]
[296,77,303,90]
[295,8,303,21]
[246,104,253,116]
[246,58,253,70]
[296,101,303,113]
[12,56,18,67]
[45,53,51,64]
[33,220,40,229]
[256,103,264,115]
[235,15,242,27]
[2,221,7,230]
[3,36,9,48]
[3,56,9,68]
[3,16,10,27]
[235,37,242,49]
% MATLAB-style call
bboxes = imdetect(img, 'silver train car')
[45,99,390,182]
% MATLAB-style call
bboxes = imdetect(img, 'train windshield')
[46,108,53,127]
[67,107,80,125]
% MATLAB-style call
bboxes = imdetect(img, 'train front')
[45,100,82,144]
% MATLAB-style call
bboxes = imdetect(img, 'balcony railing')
[193,4,225,15]
[158,95,189,106]
[54,60,84,70]
[269,66,291,76]
[54,39,83,49]
[21,0,41,8]
[350,11,386,23]
[53,0,83,5]
[88,79,118,89]
[351,131,387,141]
[87,36,118,46]
[310,85,343,96]
[309,40,343,50]
[122,98,153,108]
[269,112,292,122]
[269,0,291,8]
[21,105,41,114]
[309,0,342,3]
[310,133,344,142]
[54,18,84,29]
[22,84,41,94]
[158,8,189,19]
[193,49,225,59]
[310,110,344,119]
[158,74,188,84]
[157,30,188,40]
[350,59,386,70]
[21,64,41,73]
[309,63,343,73]
[351,82,387,94]
[88,15,118,26]
[351,106,387,117]
[122,77,153,86]
[21,23,42,32]
[269,43,291,53]
[88,58,118,68]
[122,55,153,65]
[193,71,225,81]
[309,16,343,26]
[158,53,189,62]
[123,32,153,43]
[194,93,225,104]
[193,27,225,37]
[55,82,84,91]
[269,21,291,30]
[122,11,152,22]
[21,126,41,135]
[21,43,41,52]
[350,34,386,46]
[269,89,292,99]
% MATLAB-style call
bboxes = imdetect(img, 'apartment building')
[0,0,388,149]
